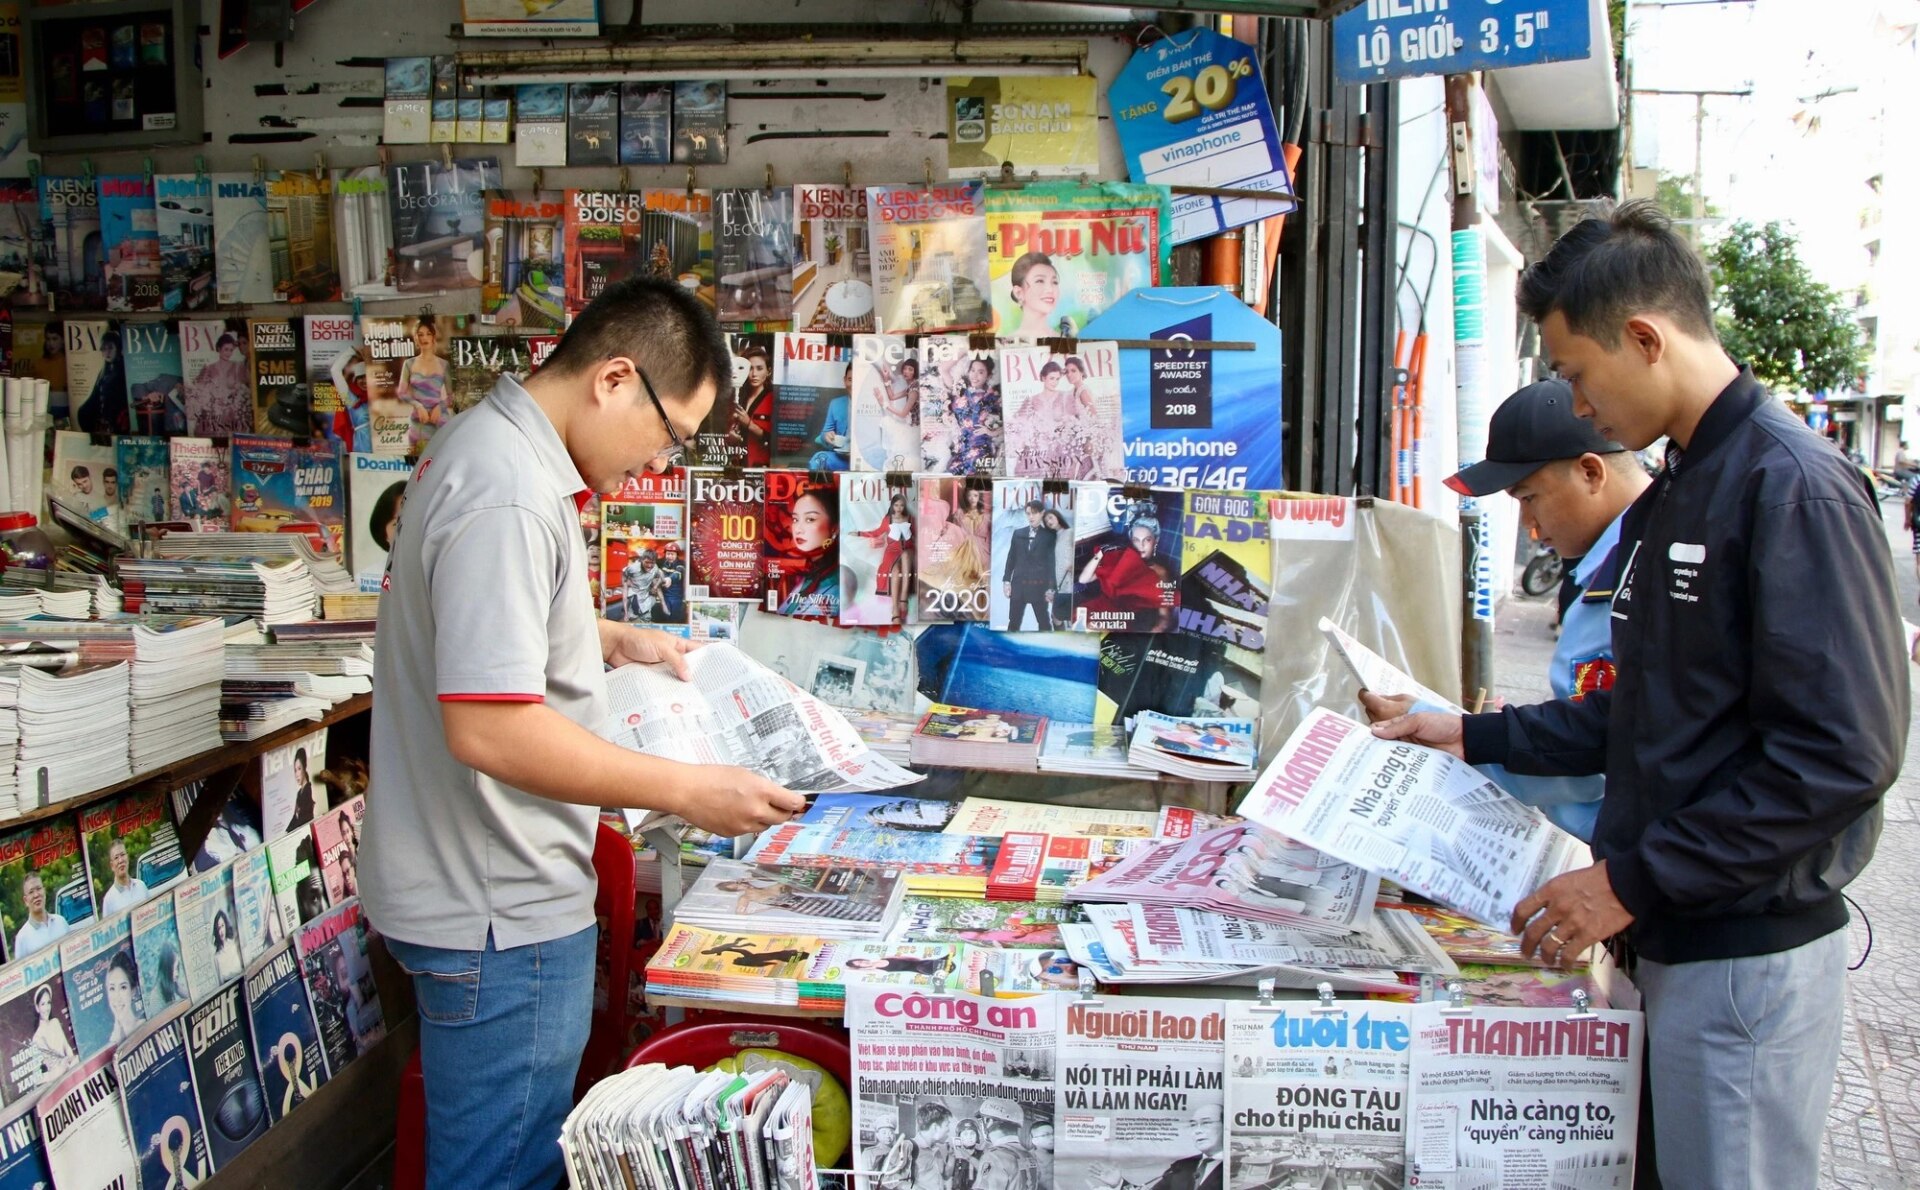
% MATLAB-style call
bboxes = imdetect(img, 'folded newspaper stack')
[1125,711,1257,780]
[675,858,907,941]
[17,661,132,803]
[562,1062,817,1190]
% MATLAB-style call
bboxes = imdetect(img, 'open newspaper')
[1405,1001,1643,1188]
[1129,904,1457,980]
[1238,708,1588,928]
[602,644,922,829]
[1055,997,1226,1190]
[1319,615,1464,712]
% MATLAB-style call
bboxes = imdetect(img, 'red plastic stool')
[623,1015,851,1088]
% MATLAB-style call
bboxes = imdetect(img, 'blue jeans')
[388,926,596,1190]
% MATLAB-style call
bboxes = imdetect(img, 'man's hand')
[1002,582,1012,597]
[675,766,808,837]
[1369,710,1466,759]
[600,620,698,679]
[1510,861,1634,967]
[1358,690,1416,723]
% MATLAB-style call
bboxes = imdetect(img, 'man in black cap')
[1362,377,1648,841]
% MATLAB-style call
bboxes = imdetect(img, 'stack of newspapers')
[117,556,319,625]
[563,1062,817,1190]
[16,661,131,802]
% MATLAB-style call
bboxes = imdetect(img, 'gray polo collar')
[489,374,589,500]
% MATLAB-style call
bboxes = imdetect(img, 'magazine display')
[120,321,182,435]
[153,172,214,313]
[446,334,532,414]
[771,333,852,469]
[692,331,773,467]
[763,470,841,620]
[39,175,103,310]
[1127,902,1455,982]
[793,184,873,333]
[686,471,765,603]
[839,474,914,627]
[174,865,241,1004]
[1239,709,1590,929]
[743,824,996,898]
[211,171,271,306]
[129,897,188,1016]
[0,1097,48,1188]
[50,431,116,530]
[229,847,282,967]
[267,831,325,942]
[1393,903,1576,971]
[914,477,992,624]
[169,436,232,530]
[984,182,1170,340]
[359,314,415,455]
[369,312,451,452]
[1223,999,1411,1187]
[1066,823,1379,936]
[715,187,796,324]
[303,314,359,444]
[35,1048,137,1189]
[944,798,1160,839]
[0,947,78,1105]
[675,858,905,941]
[266,170,337,302]
[866,182,992,334]
[989,479,1073,633]
[886,896,1084,949]
[1055,996,1226,1190]
[331,165,395,299]
[737,610,917,715]
[601,472,688,625]
[230,436,345,554]
[259,728,327,838]
[57,914,139,1059]
[1127,711,1257,780]
[848,982,1055,1190]
[480,189,566,329]
[911,623,1096,726]
[909,704,1047,772]
[601,645,919,813]
[294,900,385,1075]
[1000,341,1125,482]
[98,173,161,312]
[67,320,125,434]
[849,333,916,471]
[388,157,499,294]
[1404,1001,1643,1187]
[918,335,1000,475]
[0,816,94,961]
[564,189,714,316]
[1071,484,1183,633]
[0,181,43,308]
[79,789,183,921]
[115,1005,211,1190]
[310,796,364,907]
[180,317,253,437]
[559,1063,816,1190]
[345,453,408,592]
[244,941,329,1123]
[112,436,168,528]
[246,317,304,435]
[185,979,267,1168]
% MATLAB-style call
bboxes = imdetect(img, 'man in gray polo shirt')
[361,277,804,1190]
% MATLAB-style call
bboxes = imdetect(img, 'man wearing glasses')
[361,277,805,1190]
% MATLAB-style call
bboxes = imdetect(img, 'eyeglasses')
[638,367,687,468]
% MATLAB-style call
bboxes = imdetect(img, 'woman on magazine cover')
[720,343,776,466]
[212,910,243,982]
[854,490,915,624]
[948,356,1001,473]
[76,330,129,434]
[1006,252,1068,341]
[1077,515,1176,632]
[1041,508,1075,623]
[954,485,992,589]
[189,331,252,436]
[25,984,75,1088]
[777,487,841,619]
[880,356,921,470]
[397,315,449,449]
[104,950,145,1047]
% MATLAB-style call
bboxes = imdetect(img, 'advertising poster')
[947,75,1100,179]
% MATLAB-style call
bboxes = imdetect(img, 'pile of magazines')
[675,859,906,942]
[908,704,1047,772]
[563,1062,817,1190]
[118,556,319,625]
[1125,711,1257,780]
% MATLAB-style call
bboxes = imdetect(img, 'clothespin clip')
[1250,977,1280,1012]
[352,295,364,322]
[923,157,933,189]
[1438,980,1472,1015]
[1310,982,1343,1015]
[764,163,775,192]
[842,161,852,190]
[1076,970,1102,1005]
[315,150,327,178]
[193,155,206,184]
[885,470,913,492]
[1567,988,1598,1022]
[25,158,38,181]
[378,144,392,172]
[142,156,153,181]
[807,468,833,489]
[1120,483,1153,501]
[81,158,94,181]
[1041,478,1068,497]
[618,166,629,192]
[978,969,997,999]
[252,155,264,183]
[686,167,696,199]
[440,141,453,171]
[531,167,544,192]
[967,331,996,353]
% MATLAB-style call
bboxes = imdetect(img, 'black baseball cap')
[1445,379,1625,497]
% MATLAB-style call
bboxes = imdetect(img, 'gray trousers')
[1637,927,1848,1189]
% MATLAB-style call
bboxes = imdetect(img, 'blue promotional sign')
[1110,27,1297,246]
[1333,0,1594,85]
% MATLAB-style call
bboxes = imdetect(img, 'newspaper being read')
[847,982,1057,1188]
[1319,615,1464,712]
[1237,708,1589,928]
[1055,997,1227,1190]
[602,644,922,827]
[1404,1001,1644,1189]
[1224,998,1411,1188]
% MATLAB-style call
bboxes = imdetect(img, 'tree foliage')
[1704,220,1866,395]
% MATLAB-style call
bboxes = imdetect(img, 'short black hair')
[371,480,406,551]
[540,275,730,401]
[1516,200,1716,344]
[916,1102,952,1128]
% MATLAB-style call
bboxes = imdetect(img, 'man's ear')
[590,357,637,408]
[1578,453,1609,490]
[1622,315,1665,365]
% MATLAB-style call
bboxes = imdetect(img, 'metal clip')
[978,970,996,999]
[1438,980,1472,1015]
[842,161,852,190]
[1567,988,1598,1021]
[686,166,696,199]
[531,167,544,193]
[1310,982,1343,1015]
[315,150,328,176]
[252,155,265,183]
[142,156,153,180]
[352,295,364,321]
[1076,970,1102,1005]
[923,157,933,189]
[440,141,454,170]
[81,158,94,181]
[1249,977,1281,1012]
[618,166,629,192]
[765,163,775,191]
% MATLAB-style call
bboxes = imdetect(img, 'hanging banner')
[1333,0,1595,84]
[947,76,1100,180]
[1109,28,1297,245]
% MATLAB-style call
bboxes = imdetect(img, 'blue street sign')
[1332,0,1594,85]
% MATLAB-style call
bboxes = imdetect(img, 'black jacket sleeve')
[1606,496,1909,917]
[1460,689,1611,777]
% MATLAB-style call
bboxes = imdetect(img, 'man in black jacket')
[1002,500,1058,631]
[1375,200,1908,1188]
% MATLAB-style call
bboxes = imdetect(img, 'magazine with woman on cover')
[694,331,775,468]
[762,470,840,621]
[918,335,1000,476]
[1001,342,1124,482]
[123,321,185,435]
[866,182,991,334]
[1071,485,1183,633]
[983,182,1170,340]
[180,318,253,437]
[914,477,991,624]
[839,474,913,628]
[850,333,917,472]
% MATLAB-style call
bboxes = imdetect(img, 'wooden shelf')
[2,694,373,831]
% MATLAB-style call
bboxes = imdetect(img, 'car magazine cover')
[601,472,688,625]
[564,188,714,317]
[715,187,796,325]
[0,181,44,309]
[763,469,840,620]
[51,431,115,528]
[180,317,253,436]
[619,82,671,165]
[96,174,160,313]
[671,81,727,163]
[154,172,215,313]
[38,175,103,310]
[247,317,305,436]
[1000,341,1124,482]
[113,435,170,529]
[771,332,852,469]
[229,848,282,968]
[330,164,395,299]
[1071,484,1183,633]
[840,473,914,628]
[56,914,140,1059]
[115,1005,211,1188]
[359,314,415,455]
[129,898,188,1017]
[266,169,337,303]
[866,182,991,334]
[310,798,363,908]
[918,334,1000,476]
[914,477,991,624]
[983,181,1169,340]
[303,313,358,443]
[185,979,267,1168]
[230,435,345,554]
[480,189,565,329]
[67,319,125,434]
[686,471,766,603]
[35,1048,137,1189]
[850,333,917,472]
[0,817,94,961]
[123,320,185,435]
[348,453,410,591]
[793,184,873,333]
[211,171,271,306]
[244,941,328,1123]
[295,901,384,1075]
[173,866,240,1005]
[387,157,499,295]
[79,789,185,919]
[989,478,1075,633]
[0,946,78,1105]
[693,331,774,468]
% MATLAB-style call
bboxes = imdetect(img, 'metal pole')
[1692,93,1705,246]
[1447,75,1495,703]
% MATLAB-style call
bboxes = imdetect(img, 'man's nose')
[1570,386,1594,420]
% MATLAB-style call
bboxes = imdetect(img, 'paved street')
[1490,498,1920,1188]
